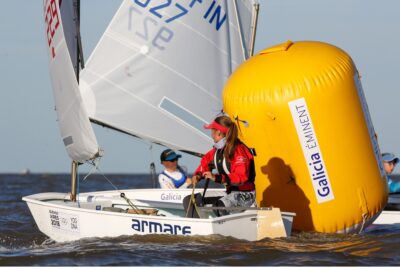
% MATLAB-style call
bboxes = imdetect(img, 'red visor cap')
[203,121,229,134]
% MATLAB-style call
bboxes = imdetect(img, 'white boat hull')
[23,189,295,242]
[371,194,400,226]
[373,210,400,225]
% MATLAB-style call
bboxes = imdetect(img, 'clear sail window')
[159,97,209,136]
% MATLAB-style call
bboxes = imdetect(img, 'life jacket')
[213,144,256,193]
[161,166,188,188]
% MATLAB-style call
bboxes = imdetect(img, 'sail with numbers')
[44,0,99,162]
[79,0,259,156]
[43,0,258,159]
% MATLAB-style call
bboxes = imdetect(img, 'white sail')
[44,0,99,162]
[80,0,258,155]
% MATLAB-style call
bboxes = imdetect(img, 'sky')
[1,0,400,174]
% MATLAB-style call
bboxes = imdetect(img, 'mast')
[75,0,84,79]
[70,161,79,202]
[249,2,260,57]
[70,0,84,202]
[233,0,260,59]
[233,0,247,60]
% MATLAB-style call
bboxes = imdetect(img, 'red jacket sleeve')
[193,148,216,176]
[224,144,253,186]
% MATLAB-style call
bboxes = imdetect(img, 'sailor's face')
[162,159,178,171]
[383,161,396,174]
[211,129,225,143]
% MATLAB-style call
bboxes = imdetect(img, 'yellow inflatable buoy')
[223,40,387,233]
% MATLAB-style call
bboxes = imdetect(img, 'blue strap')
[161,166,187,188]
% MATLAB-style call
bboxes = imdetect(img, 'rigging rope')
[83,158,146,214]
[358,213,368,234]
[185,181,201,218]
[120,193,145,214]
[83,158,101,182]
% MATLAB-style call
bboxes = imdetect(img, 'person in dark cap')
[158,149,192,189]
[382,153,400,193]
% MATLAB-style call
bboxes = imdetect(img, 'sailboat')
[23,0,295,242]
[372,192,400,226]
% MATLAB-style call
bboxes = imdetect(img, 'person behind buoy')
[382,153,400,193]
[184,115,256,217]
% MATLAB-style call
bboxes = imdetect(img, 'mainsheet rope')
[185,181,202,218]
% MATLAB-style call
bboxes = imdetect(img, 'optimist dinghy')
[24,188,295,242]
[23,0,295,242]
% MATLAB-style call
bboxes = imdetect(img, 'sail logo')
[203,0,227,30]
[289,98,334,203]
[129,0,227,51]
[49,209,61,228]
[44,0,60,59]
[132,0,226,30]
[161,193,182,201]
[132,219,191,235]
[48,209,80,233]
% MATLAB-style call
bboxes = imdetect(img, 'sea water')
[0,173,399,266]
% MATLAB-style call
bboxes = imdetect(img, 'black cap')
[160,149,182,162]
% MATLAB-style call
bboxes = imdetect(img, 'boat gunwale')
[22,191,295,224]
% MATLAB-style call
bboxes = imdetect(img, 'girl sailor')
[184,115,256,217]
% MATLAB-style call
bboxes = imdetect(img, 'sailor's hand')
[202,171,215,181]
[192,174,201,185]
[185,177,193,186]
